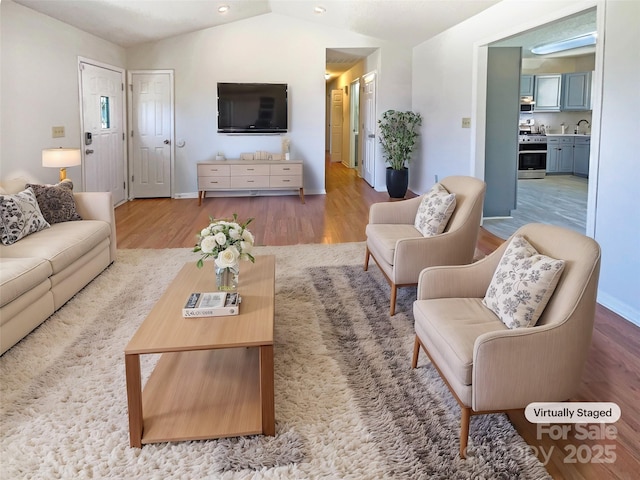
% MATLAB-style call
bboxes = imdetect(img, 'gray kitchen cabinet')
[547,137,574,173]
[562,72,592,111]
[534,75,562,111]
[573,137,591,177]
[546,146,559,173]
[520,75,535,97]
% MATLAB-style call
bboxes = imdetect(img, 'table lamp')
[42,148,81,181]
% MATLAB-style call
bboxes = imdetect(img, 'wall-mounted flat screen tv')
[217,83,288,134]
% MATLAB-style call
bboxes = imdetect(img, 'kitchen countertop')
[546,133,591,137]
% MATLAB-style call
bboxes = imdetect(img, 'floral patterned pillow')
[26,181,82,225]
[0,187,51,245]
[414,183,457,237]
[483,234,565,328]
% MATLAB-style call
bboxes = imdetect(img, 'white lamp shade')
[42,148,81,168]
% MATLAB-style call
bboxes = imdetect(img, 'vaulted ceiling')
[13,0,501,48]
[13,0,500,74]
[12,1,596,76]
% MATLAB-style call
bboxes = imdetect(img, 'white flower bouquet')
[194,214,255,269]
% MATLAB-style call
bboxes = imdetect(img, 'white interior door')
[362,73,376,187]
[130,71,173,198]
[80,61,126,204]
[330,89,343,163]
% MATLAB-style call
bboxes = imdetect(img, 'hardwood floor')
[115,158,639,479]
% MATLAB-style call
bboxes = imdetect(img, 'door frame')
[127,69,175,199]
[361,71,377,187]
[471,4,601,238]
[348,78,361,169]
[77,57,127,199]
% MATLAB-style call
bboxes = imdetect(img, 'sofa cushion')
[414,183,456,237]
[0,177,28,195]
[26,181,82,225]
[414,297,507,386]
[0,257,53,309]
[365,224,423,266]
[0,188,50,245]
[0,220,110,274]
[483,234,565,329]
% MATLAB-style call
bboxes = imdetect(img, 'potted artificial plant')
[378,109,422,198]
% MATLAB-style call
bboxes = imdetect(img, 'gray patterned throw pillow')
[483,234,565,328]
[414,183,456,237]
[0,187,51,245]
[26,181,82,225]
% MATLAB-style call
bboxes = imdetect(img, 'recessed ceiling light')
[218,5,230,14]
[314,6,326,15]
[531,32,597,55]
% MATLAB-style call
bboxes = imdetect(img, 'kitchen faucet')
[576,119,590,134]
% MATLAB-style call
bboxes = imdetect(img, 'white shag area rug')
[0,243,550,479]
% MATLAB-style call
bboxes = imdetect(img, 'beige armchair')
[364,176,486,315]
[412,223,601,458]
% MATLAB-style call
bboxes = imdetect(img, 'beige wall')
[0,0,126,189]
[412,0,640,326]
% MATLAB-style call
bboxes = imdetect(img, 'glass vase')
[215,263,239,291]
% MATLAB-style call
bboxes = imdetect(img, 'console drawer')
[270,164,302,176]
[230,176,270,188]
[197,164,230,176]
[230,164,270,176]
[270,176,301,188]
[198,177,231,189]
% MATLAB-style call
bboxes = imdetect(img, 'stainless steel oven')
[518,134,547,179]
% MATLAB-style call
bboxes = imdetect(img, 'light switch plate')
[461,118,471,128]
[52,126,65,138]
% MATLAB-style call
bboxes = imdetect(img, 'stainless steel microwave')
[520,96,534,112]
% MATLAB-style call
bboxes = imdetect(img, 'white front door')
[129,71,173,198]
[330,89,343,163]
[80,61,126,204]
[362,73,376,187]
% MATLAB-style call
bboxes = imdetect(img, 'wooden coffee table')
[124,256,275,447]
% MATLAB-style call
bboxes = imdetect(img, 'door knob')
[85,149,94,154]
[164,139,171,145]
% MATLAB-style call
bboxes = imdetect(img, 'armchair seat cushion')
[414,297,506,386]
[365,224,423,265]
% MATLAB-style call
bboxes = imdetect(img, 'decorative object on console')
[378,110,422,198]
[0,187,50,245]
[42,148,81,181]
[26,181,82,225]
[282,137,291,160]
[194,214,255,291]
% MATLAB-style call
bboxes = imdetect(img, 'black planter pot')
[386,167,409,199]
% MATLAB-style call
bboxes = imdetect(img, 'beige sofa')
[0,190,116,354]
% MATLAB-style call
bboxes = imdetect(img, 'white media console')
[197,159,304,205]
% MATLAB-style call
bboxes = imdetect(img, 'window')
[100,96,110,129]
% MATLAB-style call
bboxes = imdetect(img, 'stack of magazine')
[182,292,241,317]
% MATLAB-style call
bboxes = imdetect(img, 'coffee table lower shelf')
[128,347,266,446]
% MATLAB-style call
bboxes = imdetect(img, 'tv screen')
[217,83,288,134]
